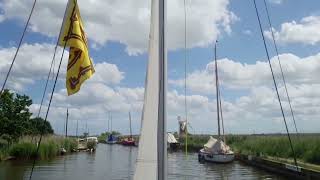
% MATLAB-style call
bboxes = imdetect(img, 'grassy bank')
[0,135,77,161]
[178,134,320,165]
[228,134,320,165]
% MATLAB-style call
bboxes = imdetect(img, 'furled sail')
[133,0,167,179]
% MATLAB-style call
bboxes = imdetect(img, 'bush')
[9,142,37,159]
[38,141,59,159]
[63,138,77,152]
[4,135,77,160]
[87,141,96,150]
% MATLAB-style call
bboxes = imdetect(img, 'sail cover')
[167,133,178,144]
[133,0,160,179]
[204,136,232,154]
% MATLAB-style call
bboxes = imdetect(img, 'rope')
[218,86,226,143]
[28,3,77,179]
[253,0,298,168]
[36,3,69,118]
[263,0,299,135]
[183,0,188,156]
[0,0,37,95]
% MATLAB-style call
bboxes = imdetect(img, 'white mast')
[133,0,167,179]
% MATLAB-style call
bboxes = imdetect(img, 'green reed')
[0,135,77,160]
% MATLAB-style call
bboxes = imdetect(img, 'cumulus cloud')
[0,15,4,22]
[28,66,320,135]
[167,51,320,133]
[0,0,237,55]
[0,43,124,91]
[170,53,320,93]
[265,16,320,45]
[268,0,285,4]
[2,42,319,134]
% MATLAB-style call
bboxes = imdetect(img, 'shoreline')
[0,135,78,161]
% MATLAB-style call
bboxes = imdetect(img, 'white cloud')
[170,53,320,93]
[242,29,252,35]
[268,0,285,4]
[28,67,320,135]
[0,43,64,91]
[167,51,320,133]
[265,16,320,45]
[0,0,237,55]
[0,43,124,91]
[0,15,4,22]
[91,63,124,84]
[2,42,320,134]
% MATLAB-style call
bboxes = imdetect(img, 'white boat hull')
[198,149,235,163]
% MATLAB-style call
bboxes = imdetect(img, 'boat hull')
[167,142,180,151]
[198,150,235,163]
[122,140,135,146]
[106,141,117,144]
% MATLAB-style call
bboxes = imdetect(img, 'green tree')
[28,117,54,135]
[0,90,54,144]
[0,90,32,143]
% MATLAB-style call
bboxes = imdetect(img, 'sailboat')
[106,112,118,144]
[198,41,234,163]
[121,112,136,146]
[133,0,167,179]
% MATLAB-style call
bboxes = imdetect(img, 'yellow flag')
[58,0,95,96]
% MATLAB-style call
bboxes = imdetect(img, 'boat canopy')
[204,136,232,154]
[107,134,117,142]
[167,133,178,143]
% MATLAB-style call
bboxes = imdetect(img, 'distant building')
[178,116,187,137]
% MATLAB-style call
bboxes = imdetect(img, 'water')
[0,144,286,180]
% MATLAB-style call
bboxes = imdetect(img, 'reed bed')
[0,135,77,160]
[177,134,320,165]
[227,135,320,165]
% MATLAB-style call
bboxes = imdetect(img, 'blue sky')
[1,0,320,135]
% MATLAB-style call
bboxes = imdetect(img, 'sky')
[1,0,320,136]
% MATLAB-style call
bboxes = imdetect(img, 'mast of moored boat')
[214,41,221,139]
[65,108,69,138]
[129,112,132,139]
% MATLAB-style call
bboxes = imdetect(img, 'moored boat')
[122,112,136,146]
[198,41,234,163]
[121,137,135,146]
[167,132,180,150]
[106,134,118,144]
[198,136,234,163]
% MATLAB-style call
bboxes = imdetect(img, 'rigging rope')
[183,0,188,157]
[263,0,299,135]
[36,0,69,118]
[218,86,226,143]
[253,0,298,168]
[29,3,77,179]
[0,0,38,95]
[214,41,221,138]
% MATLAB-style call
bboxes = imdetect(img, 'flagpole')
[158,0,167,179]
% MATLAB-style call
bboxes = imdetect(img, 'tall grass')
[227,135,320,165]
[0,135,77,160]
[179,135,209,151]
[176,134,320,165]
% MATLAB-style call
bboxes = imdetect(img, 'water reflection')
[0,144,286,180]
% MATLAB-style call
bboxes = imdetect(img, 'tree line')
[0,89,53,144]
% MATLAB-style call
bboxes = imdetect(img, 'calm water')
[0,144,287,180]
